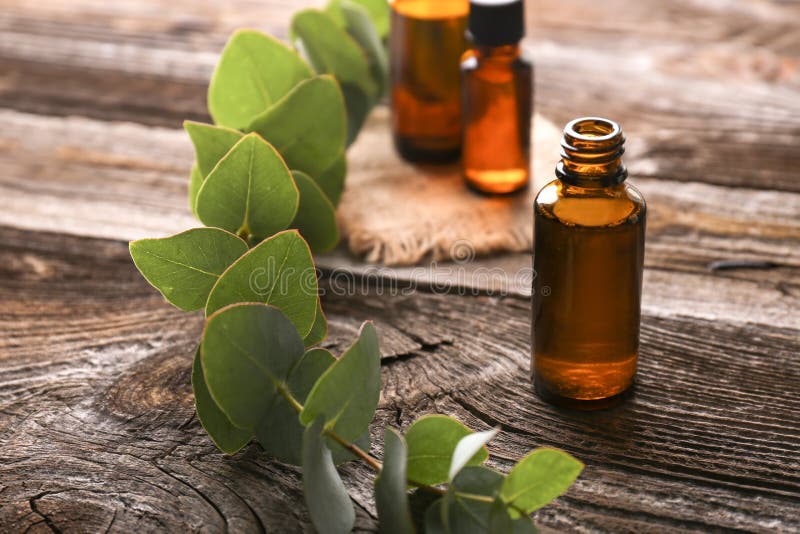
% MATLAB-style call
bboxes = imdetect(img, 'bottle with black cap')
[461,0,532,194]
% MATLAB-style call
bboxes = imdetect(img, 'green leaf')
[201,303,306,429]
[256,347,335,464]
[208,29,312,130]
[291,171,340,253]
[192,347,251,454]
[291,9,378,99]
[488,499,538,534]
[338,0,389,96]
[500,448,584,515]
[205,230,319,337]
[195,133,299,240]
[341,83,373,146]
[404,415,488,487]
[375,428,415,534]
[449,428,499,481]
[302,417,355,534]
[304,299,328,347]
[300,322,381,441]
[188,163,202,216]
[316,154,347,207]
[425,500,446,534]
[350,0,390,39]
[129,228,248,311]
[248,76,346,178]
[184,121,243,178]
[445,467,504,534]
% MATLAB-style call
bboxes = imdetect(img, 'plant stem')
[326,430,382,471]
[277,383,383,472]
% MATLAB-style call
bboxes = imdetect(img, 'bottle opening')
[558,117,627,185]
[567,117,620,141]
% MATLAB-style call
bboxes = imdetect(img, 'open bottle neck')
[556,117,627,188]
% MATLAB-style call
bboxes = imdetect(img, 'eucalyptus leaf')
[291,171,340,253]
[192,347,252,454]
[500,448,584,516]
[303,299,328,347]
[291,9,378,99]
[208,29,312,129]
[341,83,373,147]
[184,121,243,178]
[205,230,319,337]
[129,227,248,311]
[488,499,538,534]
[302,417,356,534]
[404,415,488,487]
[449,428,499,482]
[256,347,335,464]
[201,303,306,429]
[445,466,504,534]
[248,76,346,178]
[338,0,389,96]
[425,500,447,534]
[375,428,415,534]
[350,0,390,39]
[195,133,299,240]
[300,322,381,441]
[316,154,347,207]
[189,163,202,216]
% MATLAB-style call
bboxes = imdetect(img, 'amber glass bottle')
[532,118,646,409]
[390,0,469,162]
[461,0,532,194]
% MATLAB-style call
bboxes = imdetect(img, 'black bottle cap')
[468,0,525,46]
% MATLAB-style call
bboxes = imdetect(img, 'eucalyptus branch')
[129,2,585,531]
[277,382,383,472]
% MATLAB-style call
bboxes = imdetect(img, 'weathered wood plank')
[2,0,798,190]
[0,226,797,532]
[1,108,797,329]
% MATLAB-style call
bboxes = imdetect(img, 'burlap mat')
[338,107,562,265]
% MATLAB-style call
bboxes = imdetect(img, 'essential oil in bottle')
[461,0,532,194]
[390,0,469,163]
[532,118,646,409]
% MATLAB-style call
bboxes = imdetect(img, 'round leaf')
[375,428,415,534]
[449,428,499,481]
[184,121,243,178]
[208,30,312,129]
[291,171,340,253]
[316,154,347,207]
[300,322,381,441]
[256,348,335,464]
[205,230,319,337]
[195,133,299,240]
[291,9,378,98]
[248,76,347,178]
[304,299,329,347]
[192,347,251,454]
[302,417,355,534]
[129,227,248,311]
[500,448,584,515]
[404,415,489,487]
[201,303,306,429]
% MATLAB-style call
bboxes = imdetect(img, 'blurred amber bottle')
[461,0,532,194]
[532,118,646,409]
[390,0,469,162]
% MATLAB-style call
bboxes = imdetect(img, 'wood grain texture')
[0,226,797,533]
[1,0,798,190]
[1,0,799,531]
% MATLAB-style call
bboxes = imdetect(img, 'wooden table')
[1,0,798,532]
